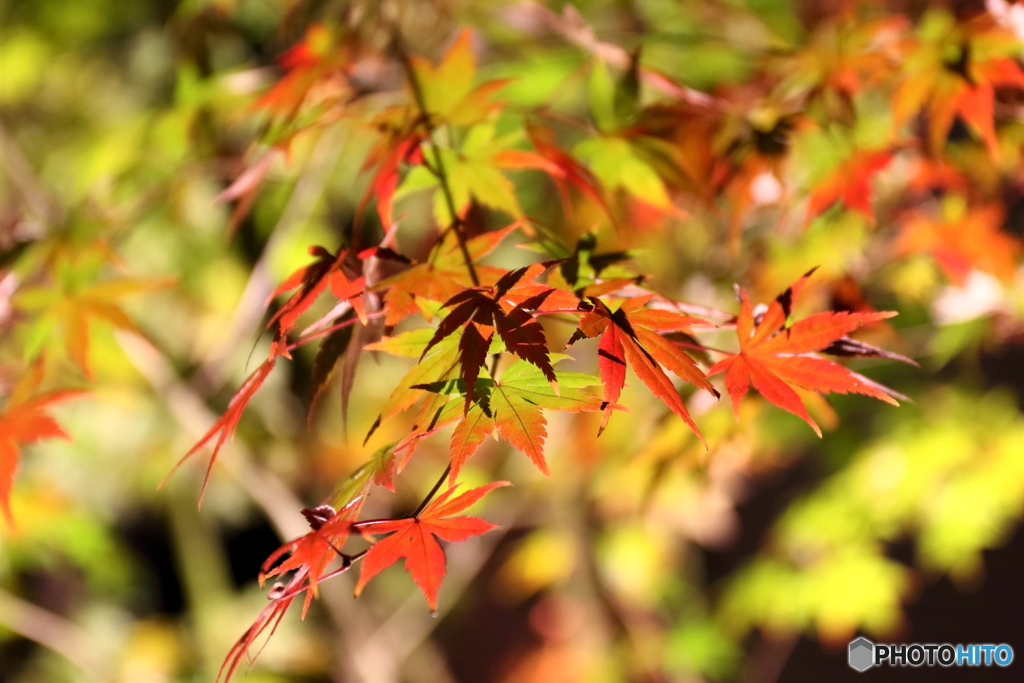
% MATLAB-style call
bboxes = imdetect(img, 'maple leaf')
[16,276,174,378]
[408,28,508,127]
[396,123,561,225]
[805,149,894,223]
[567,296,718,439]
[355,481,508,610]
[377,225,516,326]
[219,497,364,683]
[260,497,364,616]
[0,391,83,524]
[893,11,1024,159]
[420,262,588,409]
[167,357,276,504]
[267,246,373,351]
[896,198,1018,284]
[358,106,426,230]
[255,24,350,119]
[407,358,606,478]
[526,122,611,220]
[707,270,905,436]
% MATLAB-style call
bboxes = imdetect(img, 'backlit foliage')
[3,1,1024,681]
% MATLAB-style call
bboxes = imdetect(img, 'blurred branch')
[0,587,110,680]
[393,31,479,286]
[116,332,309,539]
[0,120,61,227]
[194,123,349,394]
[740,631,799,683]
[323,487,521,683]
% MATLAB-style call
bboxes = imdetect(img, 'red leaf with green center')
[405,360,605,478]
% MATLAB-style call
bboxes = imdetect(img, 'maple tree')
[5,1,1024,682]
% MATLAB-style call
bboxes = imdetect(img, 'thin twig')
[0,120,60,226]
[412,463,453,517]
[116,332,310,539]
[393,32,479,286]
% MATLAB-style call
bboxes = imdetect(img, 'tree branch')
[0,587,110,681]
[0,120,60,227]
[393,32,479,287]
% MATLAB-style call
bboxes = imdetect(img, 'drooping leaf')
[307,310,356,421]
[168,358,277,504]
[568,296,718,438]
[355,481,509,610]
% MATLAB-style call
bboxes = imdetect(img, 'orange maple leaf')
[0,391,83,524]
[707,271,904,436]
[805,149,894,223]
[897,200,1018,284]
[219,497,364,683]
[355,481,508,610]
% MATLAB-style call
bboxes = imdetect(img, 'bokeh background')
[4,0,1024,682]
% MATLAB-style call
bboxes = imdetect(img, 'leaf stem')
[393,31,479,287]
[670,339,731,355]
[412,463,453,518]
[286,310,385,351]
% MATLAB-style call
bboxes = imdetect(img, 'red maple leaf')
[567,296,718,439]
[255,24,350,118]
[805,149,894,223]
[0,391,83,524]
[897,201,1018,284]
[260,499,363,616]
[355,481,508,610]
[421,262,588,409]
[707,270,904,436]
[218,498,363,683]
[166,357,276,504]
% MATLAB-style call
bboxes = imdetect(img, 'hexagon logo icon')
[848,637,875,672]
